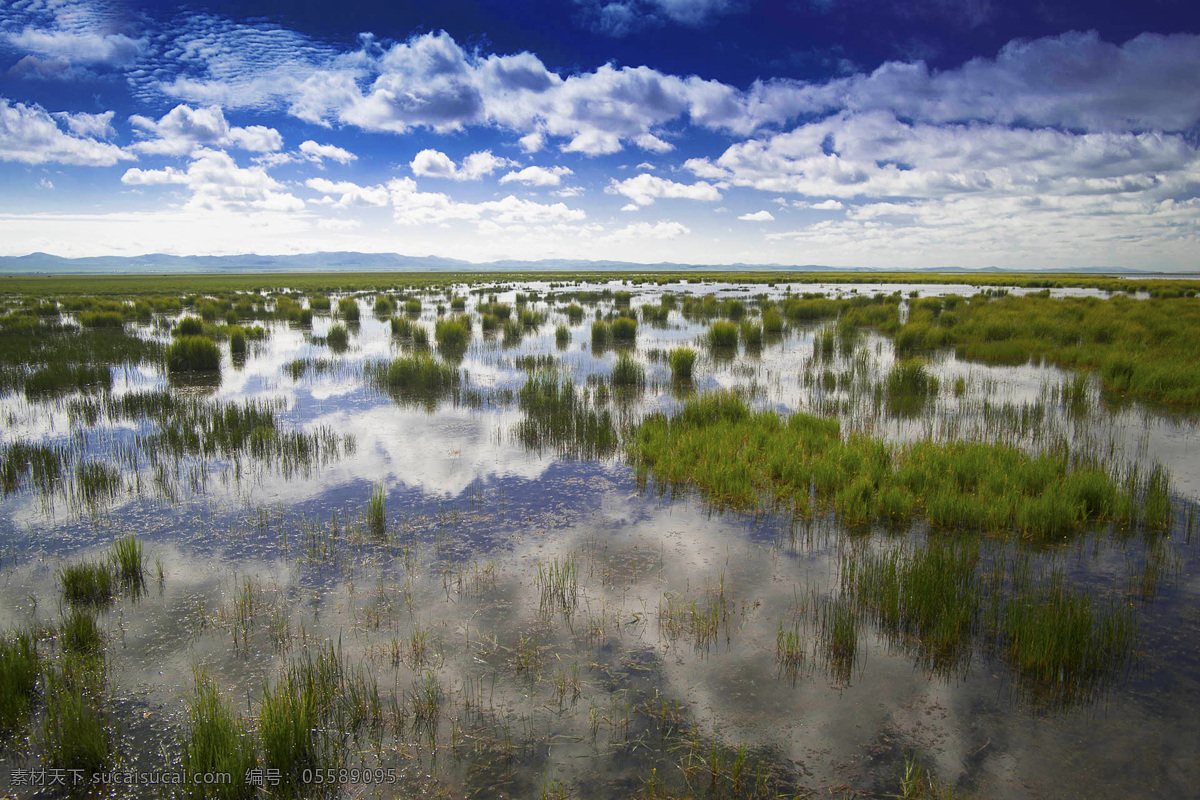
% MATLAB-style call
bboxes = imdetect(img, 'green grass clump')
[373,296,393,317]
[610,352,645,389]
[405,298,422,315]
[740,321,763,348]
[308,295,331,312]
[61,609,104,659]
[762,307,784,334]
[43,663,109,775]
[24,364,112,398]
[590,320,610,348]
[367,485,386,536]
[502,319,523,348]
[565,303,584,323]
[0,629,40,735]
[336,297,360,321]
[325,324,349,352]
[175,316,205,336]
[886,359,940,415]
[377,352,461,392]
[555,324,570,348]
[183,671,258,800]
[1000,571,1136,705]
[434,318,470,355]
[629,392,1142,537]
[259,645,379,796]
[843,541,980,672]
[611,316,637,343]
[667,347,697,381]
[166,335,221,372]
[390,315,413,337]
[60,561,115,606]
[228,328,247,355]
[517,373,618,460]
[707,320,738,349]
[79,311,124,328]
[109,535,146,593]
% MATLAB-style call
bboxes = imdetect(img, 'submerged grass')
[0,629,40,736]
[183,670,258,800]
[517,372,618,459]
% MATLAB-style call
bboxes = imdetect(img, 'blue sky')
[1,0,1198,268]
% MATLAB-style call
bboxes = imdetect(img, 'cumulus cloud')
[606,220,691,241]
[795,199,845,210]
[129,105,283,156]
[608,173,722,206]
[305,178,389,208]
[738,210,775,221]
[121,149,304,212]
[499,165,574,186]
[7,28,143,68]
[299,140,356,164]
[0,100,131,166]
[411,149,515,180]
[388,178,586,226]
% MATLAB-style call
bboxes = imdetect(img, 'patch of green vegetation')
[517,372,618,460]
[367,352,461,411]
[60,609,104,659]
[325,323,350,352]
[183,670,259,800]
[0,629,40,736]
[896,293,1200,407]
[630,392,1154,538]
[60,560,115,606]
[610,352,646,389]
[166,335,221,372]
[43,659,110,775]
[668,347,696,381]
[336,296,360,321]
[590,320,611,349]
[611,316,637,343]
[707,320,739,349]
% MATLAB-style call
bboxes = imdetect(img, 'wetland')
[0,271,1198,799]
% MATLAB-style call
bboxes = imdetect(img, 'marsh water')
[1,279,1198,799]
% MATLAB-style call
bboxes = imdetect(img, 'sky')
[1,1,1199,269]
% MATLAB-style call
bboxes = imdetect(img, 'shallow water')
[1,280,1197,798]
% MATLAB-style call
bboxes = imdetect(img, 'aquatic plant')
[610,352,646,389]
[336,297,360,321]
[0,629,40,735]
[668,347,697,381]
[166,335,221,372]
[183,671,258,800]
[707,320,739,349]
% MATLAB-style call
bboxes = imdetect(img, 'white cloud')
[499,166,574,187]
[387,177,586,226]
[738,210,775,221]
[52,110,115,139]
[608,173,722,206]
[621,203,639,212]
[518,132,545,153]
[0,100,131,166]
[305,178,389,208]
[410,149,515,180]
[299,140,356,164]
[795,199,845,210]
[634,133,674,152]
[606,220,691,241]
[8,28,142,65]
[129,105,283,156]
[121,149,304,212]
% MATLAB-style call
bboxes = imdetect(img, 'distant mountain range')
[0,251,1160,275]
